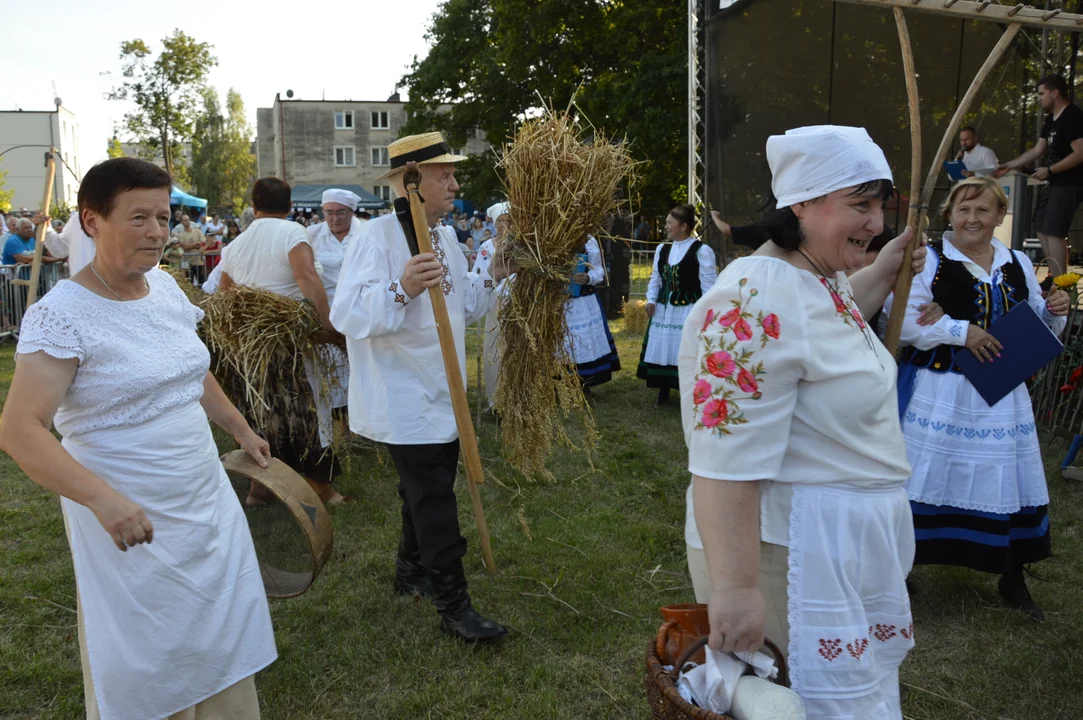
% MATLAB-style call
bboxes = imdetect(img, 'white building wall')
[0,107,86,212]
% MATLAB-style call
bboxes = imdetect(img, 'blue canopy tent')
[290,184,389,211]
[170,186,207,209]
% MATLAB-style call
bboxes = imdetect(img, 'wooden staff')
[15,149,57,306]
[884,13,1021,354]
[403,161,496,574]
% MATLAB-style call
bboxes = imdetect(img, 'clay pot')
[657,603,710,665]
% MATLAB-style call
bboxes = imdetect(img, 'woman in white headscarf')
[473,202,512,408]
[680,126,926,718]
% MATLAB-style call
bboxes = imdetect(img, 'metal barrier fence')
[0,263,70,340]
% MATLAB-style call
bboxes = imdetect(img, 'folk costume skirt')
[564,293,620,386]
[62,402,276,720]
[637,301,693,390]
[899,367,1051,573]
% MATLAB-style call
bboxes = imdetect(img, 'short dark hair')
[755,179,894,252]
[1038,74,1070,98]
[959,126,977,135]
[668,204,696,231]
[251,177,292,214]
[77,158,172,234]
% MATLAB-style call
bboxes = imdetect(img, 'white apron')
[644,302,695,366]
[62,402,276,720]
[786,484,915,719]
[563,293,613,364]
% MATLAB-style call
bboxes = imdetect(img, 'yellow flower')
[1054,272,1081,289]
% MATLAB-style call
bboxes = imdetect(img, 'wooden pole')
[831,0,1083,32]
[16,150,57,307]
[884,21,1022,353]
[884,8,924,356]
[403,162,496,575]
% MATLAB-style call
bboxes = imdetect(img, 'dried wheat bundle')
[163,265,208,308]
[202,286,339,453]
[621,298,649,334]
[495,108,634,478]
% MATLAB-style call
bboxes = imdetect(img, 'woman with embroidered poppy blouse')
[679,126,928,718]
[891,176,1069,622]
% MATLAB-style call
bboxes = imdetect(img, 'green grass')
[2,326,1083,719]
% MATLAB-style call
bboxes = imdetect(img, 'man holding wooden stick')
[331,132,511,643]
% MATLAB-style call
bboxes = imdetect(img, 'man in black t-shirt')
[996,74,1083,281]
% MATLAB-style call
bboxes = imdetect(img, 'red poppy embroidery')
[846,638,869,660]
[818,638,842,662]
[819,277,868,330]
[692,277,780,436]
[705,351,736,379]
[702,399,728,428]
[737,368,758,393]
[871,624,897,642]
[693,379,712,405]
[762,313,780,339]
[719,307,741,327]
[701,308,716,332]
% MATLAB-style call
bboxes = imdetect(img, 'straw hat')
[377,131,469,180]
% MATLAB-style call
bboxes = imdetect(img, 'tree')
[107,30,217,183]
[400,0,687,214]
[190,88,257,216]
[106,136,124,159]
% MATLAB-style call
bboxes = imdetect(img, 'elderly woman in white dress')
[680,126,927,718]
[0,158,277,720]
[892,176,1069,621]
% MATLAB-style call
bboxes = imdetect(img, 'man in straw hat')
[331,132,513,643]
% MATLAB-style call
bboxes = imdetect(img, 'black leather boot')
[428,558,508,643]
[998,565,1044,622]
[393,517,432,600]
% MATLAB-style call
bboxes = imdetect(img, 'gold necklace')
[90,262,148,301]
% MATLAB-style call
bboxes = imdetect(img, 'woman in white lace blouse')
[0,158,277,720]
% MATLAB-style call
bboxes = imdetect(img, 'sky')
[2,0,445,168]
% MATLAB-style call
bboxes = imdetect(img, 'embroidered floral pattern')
[900,623,914,641]
[389,281,399,293]
[871,624,898,642]
[395,293,406,305]
[846,638,869,660]
[484,278,494,289]
[692,278,780,436]
[819,277,867,330]
[903,412,1036,439]
[431,230,454,296]
[818,638,842,662]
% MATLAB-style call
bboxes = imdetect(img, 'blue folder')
[943,160,968,182]
[953,301,1064,407]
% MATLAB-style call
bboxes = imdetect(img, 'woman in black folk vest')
[891,177,1070,620]
[638,205,718,406]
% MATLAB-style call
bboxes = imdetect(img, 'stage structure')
[692,0,1083,351]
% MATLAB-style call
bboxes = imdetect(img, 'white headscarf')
[767,126,892,209]
[487,201,510,219]
[322,188,361,210]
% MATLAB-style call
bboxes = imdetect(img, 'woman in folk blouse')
[894,177,1069,621]
[680,126,927,718]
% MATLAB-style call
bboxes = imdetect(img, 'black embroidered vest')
[658,240,705,307]
[899,241,1028,373]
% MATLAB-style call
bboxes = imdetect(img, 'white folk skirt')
[61,402,277,720]
[642,302,694,367]
[787,484,915,719]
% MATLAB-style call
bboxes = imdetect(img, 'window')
[373,185,393,202]
[371,147,390,167]
[334,110,353,129]
[371,111,390,129]
[334,146,356,167]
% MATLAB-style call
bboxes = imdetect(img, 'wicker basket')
[643,626,788,720]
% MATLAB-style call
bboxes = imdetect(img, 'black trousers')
[386,440,466,568]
